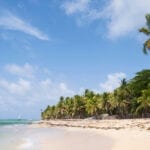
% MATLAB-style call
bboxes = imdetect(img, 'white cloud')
[62,0,90,15]
[38,79,75,100]
[0,12,49,40]
[0,78,31,95]
[41,79,52,88]
[62,0,150,38]
[99,72,126,92]
[59,82,75,95]
[103,0,150,38]
[5,63,36,78]
[0,64,75,119]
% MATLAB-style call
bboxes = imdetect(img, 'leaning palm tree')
[139,14,150,54]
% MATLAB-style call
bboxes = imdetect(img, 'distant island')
[41,69,150,120]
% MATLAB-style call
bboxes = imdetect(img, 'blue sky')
[0,0,150,119]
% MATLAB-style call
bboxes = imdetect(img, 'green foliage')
[129,70,150,97]
[139,14,150,54]
[139,28,150,35]
[42,70,150,119]
[136,88,150,116]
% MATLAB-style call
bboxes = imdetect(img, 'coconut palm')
[99,92,112,114]
[73,95,86,118]
[139,14,150,54]
[85,94,101,117]
[56,96,65,118]
[136,88,150,117]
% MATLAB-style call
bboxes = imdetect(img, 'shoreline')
[33,118,150,130]
[30,118,150,150]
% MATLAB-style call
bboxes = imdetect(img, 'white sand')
[98,129,150,150]
[39,129,112,150]
[30,119,150,150]
[62,127,150,150]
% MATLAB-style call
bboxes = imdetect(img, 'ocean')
[0,119,33,126]
[0,119,65,150]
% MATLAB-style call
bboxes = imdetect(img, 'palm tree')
[139,14,150,54]
[107,93,117,115]
[73,95,86,119]
[136,88,150,117]
[114,84,132,118]
[56,96,65,118]
[120,78,127,88]
[101,92,111,114]
[63,97,74,119]
[85,94,100,117]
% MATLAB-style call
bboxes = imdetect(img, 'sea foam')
[18,138,34,149]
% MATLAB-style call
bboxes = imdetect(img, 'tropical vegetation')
[41,70,150,120]
[139,14,150,54]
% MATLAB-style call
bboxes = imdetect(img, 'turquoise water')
[0,119,33,126]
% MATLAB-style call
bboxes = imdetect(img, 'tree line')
[41,69,150,120]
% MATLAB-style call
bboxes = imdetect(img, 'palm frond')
[146,14,150,29]
[143,39,150,54]
[146,14,150,23]
[139,27,150,35]
[143,42,148,54]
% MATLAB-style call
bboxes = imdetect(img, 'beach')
[37,128,112,150]
[30,119,150,150]
[0,123,112,150]
[0,119,150,150]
